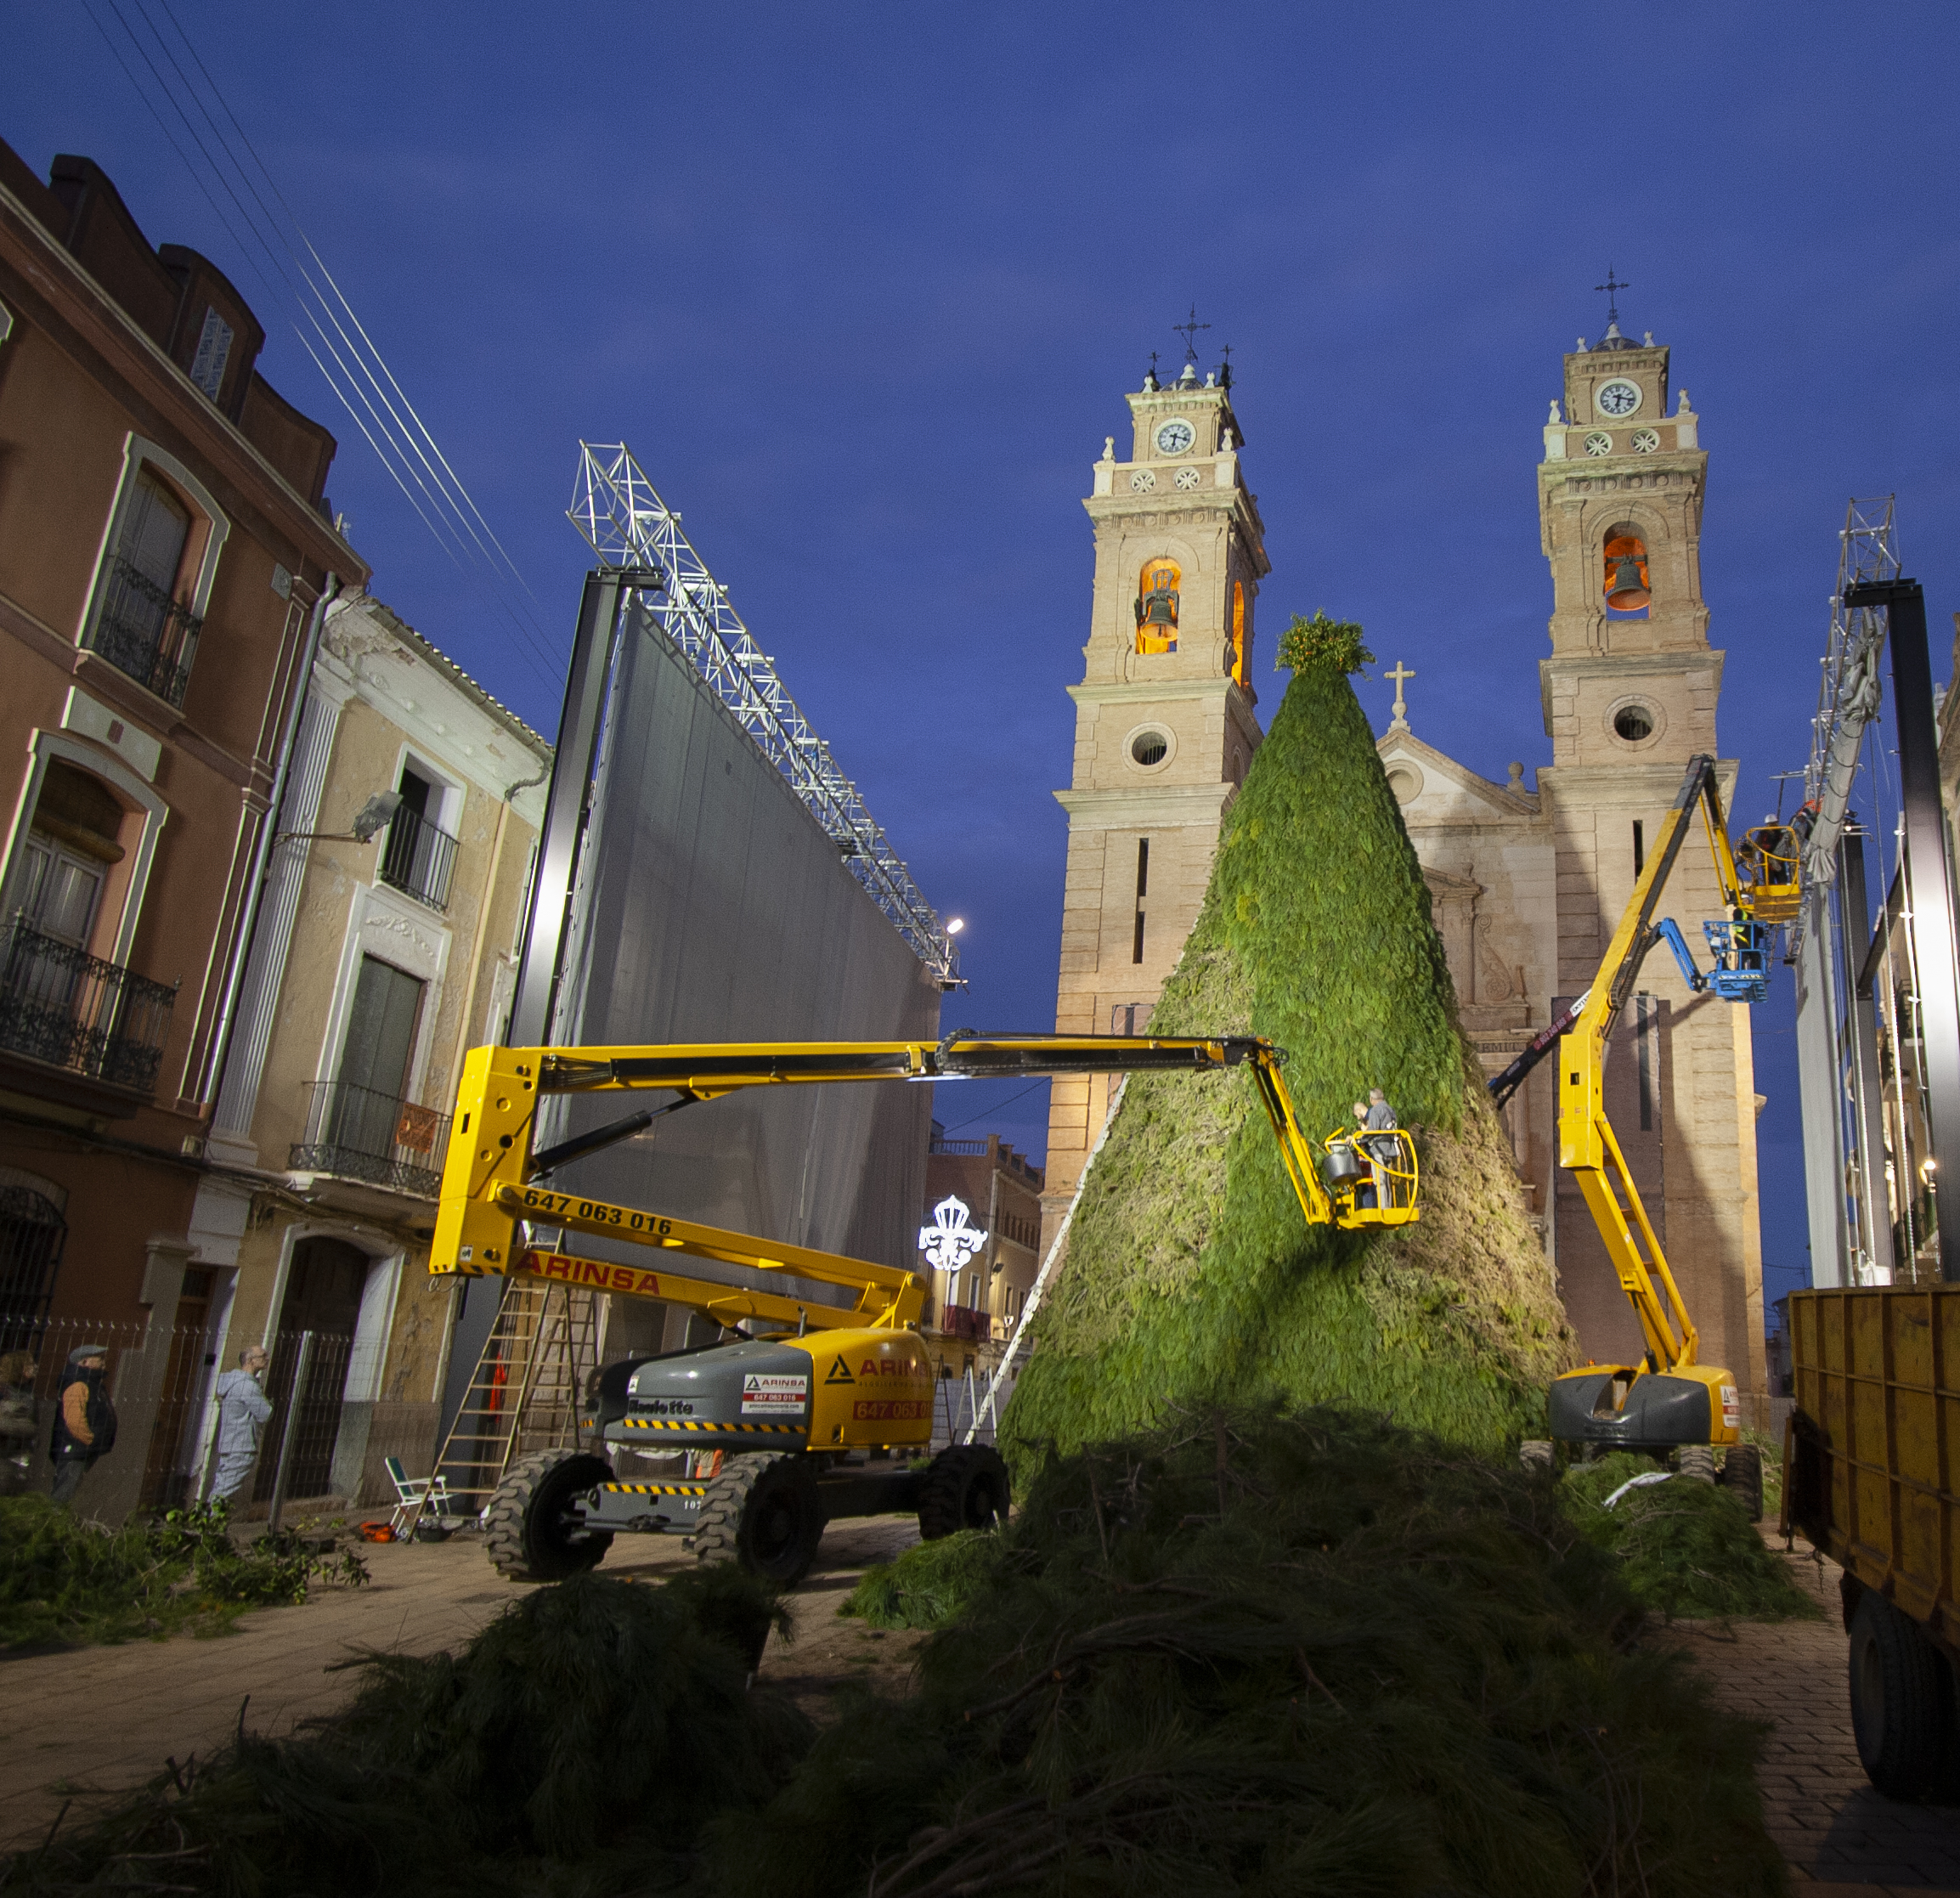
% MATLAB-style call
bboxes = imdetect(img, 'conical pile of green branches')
[1004,613,1573,1463]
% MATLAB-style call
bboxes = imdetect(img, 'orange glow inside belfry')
[1231,579,1246,683]
[1603,534,1651,611]
[1137,557,1179,653]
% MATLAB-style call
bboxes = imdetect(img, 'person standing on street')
[210,1346,273,1506]
[48,1345,115,1506]
[0,1350,38,1496]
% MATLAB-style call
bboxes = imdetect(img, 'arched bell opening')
[1601,525,1651,616]
[1136,557,1180,654]
[1229,578,1247,683]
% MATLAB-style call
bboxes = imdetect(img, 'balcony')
[0,917,176,1094]
[291,1081,451,1199]
[85,557,203,709]
[378,805,459,913]
[937,1303,991,1342]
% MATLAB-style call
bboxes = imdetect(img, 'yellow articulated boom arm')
[1561,754,1738,1375]
[432,1031,1417,1327]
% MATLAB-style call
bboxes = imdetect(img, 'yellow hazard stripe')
[619,1418,805,1433]
[602,1482,710,1496]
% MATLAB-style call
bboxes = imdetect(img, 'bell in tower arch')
[1601,533,1652,611]
[1135,557,1181,654]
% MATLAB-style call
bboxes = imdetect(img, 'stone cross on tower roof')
[1387,659,1415,732]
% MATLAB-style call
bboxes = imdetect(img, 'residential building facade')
[173,591,550,1513]
[0,135,360,1391]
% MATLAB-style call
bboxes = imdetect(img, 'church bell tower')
[1039,352,1269,1249]
[1535,298,1766,1406]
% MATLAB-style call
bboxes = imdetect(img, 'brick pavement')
[0,1513,924,1850]
[1661,1535,1960,1897]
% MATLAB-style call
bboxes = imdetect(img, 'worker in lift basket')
[1362,1088,1400,1210]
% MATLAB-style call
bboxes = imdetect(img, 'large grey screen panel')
[542,605,941,1279]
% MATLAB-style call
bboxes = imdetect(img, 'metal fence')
[1,1313,372,1527]
[290,1081,450,1196]
[0,916,178,1092]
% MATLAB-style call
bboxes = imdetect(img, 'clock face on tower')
[1155,418,1195,455]
[1595,379,1642,419]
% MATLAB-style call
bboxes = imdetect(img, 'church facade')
[1041,324,1768,1417]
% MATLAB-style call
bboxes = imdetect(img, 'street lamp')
[276,790,403,847]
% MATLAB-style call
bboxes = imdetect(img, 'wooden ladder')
[430,1278,602,1519]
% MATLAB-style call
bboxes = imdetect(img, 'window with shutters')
[80,443,229,709]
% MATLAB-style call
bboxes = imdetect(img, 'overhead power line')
[77,0,563,697]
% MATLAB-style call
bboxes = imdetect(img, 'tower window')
[1136,558,1180,654]
[1135,838,1149,898]
[1633,820,1646,876]
[1133,908,1146,964]
[1131,731,1169,767]
[1231,579,1247,685]
[1613,706,1655,743]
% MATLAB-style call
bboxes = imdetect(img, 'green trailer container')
[1785,1284,1960,1797]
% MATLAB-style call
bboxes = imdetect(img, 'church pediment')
[1376,729,1539,826]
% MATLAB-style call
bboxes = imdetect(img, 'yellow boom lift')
[432,1031,1417,1582]
[1491,754,1791,1512]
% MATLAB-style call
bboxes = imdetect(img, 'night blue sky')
[10,3,1960,1317]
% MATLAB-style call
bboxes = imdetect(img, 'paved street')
[5,1516,1960,1894]
[0,1513,925,1852]
[1662,1536,1960,1897]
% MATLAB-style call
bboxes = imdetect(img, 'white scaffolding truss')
[568,441,959,986]
[1795,498,1901,918]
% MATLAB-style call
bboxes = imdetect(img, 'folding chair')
[384,1456,452,1538]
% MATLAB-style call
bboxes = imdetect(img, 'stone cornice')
[1067,677,1241,708]
[1053,782,1235,828]
[1540,648,1726,681]
[0,180,365,582]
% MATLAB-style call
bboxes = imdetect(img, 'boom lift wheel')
[691,1451,825,1585]
[918,1444,1011,1539]
[1676,1443,1716,1484]
[1848,1587,1952,1798]
[484,1448,615,1582]
[1717,1443,1764,1522]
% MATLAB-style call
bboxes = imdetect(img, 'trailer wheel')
[484,1449,613,1583]
[1676,1443,1716,1484]
[1718,1444,1765,1522]
[1850,1589,1951,1798]
[918,1444,1011,1539]
[692,1452,825,1585]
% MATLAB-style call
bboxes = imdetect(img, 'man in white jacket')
[210,1346,273,1505]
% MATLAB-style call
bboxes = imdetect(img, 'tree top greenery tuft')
[1277,609,1373,675]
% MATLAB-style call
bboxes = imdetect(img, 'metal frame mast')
[1790,500,1899,1288]
[568,442,960,986]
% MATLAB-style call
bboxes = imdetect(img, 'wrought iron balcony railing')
[378,805,459,913]
[290,1080,451,1197]
[0,916,177,1093]
[85,557,203,708]
[936,1303,991,1342]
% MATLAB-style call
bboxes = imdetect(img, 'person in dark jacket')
[48,1345,114,1506]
